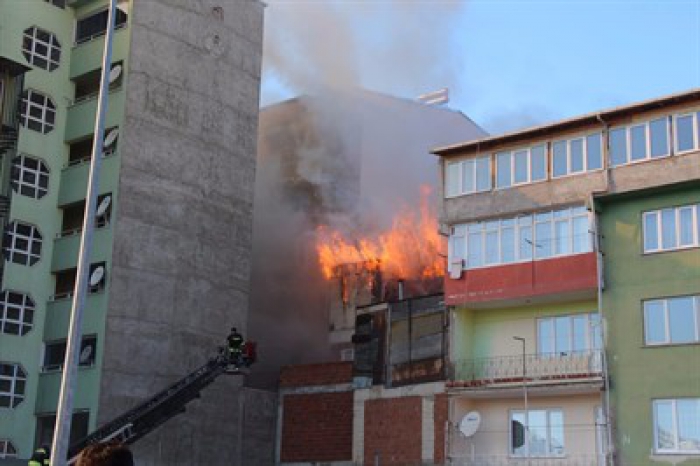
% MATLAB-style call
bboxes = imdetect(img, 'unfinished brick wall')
[364,396,423,466]
[434,393,448,463]
[279,361,353,388]
[280,391,353,463]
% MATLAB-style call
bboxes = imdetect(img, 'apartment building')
[434,90,700,465]
[0,1,270,464]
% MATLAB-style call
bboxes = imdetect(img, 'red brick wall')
[279,362,353,388]
[434,394,448,464]
[280,391,353,462]
[364,396,422,466]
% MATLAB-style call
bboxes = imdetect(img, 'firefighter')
[227,327,244,364]
[28,445,50,466]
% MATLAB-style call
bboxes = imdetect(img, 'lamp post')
[513,336,529,460]
[50,1,118,464]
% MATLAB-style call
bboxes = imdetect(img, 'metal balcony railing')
[451,350,603,387]
[448,454,602,466]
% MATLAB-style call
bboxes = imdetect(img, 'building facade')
[434,90,700,465]
[0,0,271,464]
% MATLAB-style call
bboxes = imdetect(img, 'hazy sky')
[261,0,700,134]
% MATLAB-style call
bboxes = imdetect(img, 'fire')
[316,185,444,281]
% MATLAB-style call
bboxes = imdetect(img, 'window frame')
[22,26,61,72]
[10,154,50,199]
[75,8,129,45]
[0,290,35,336]
[537,312,602,355]
[643,203,700,254]
[510,408,566,458]
[673,112,700,155]
[495,144,548,190]
[653,398,700,454]
[0,363,27,409]
[551,132,605,179]
[643,295,700,346]
[0,439,18,459]
[444,155,491,198]
[42,335,98,372]
[609,117,672,167]
[3,221,43,266]
[19,89,56,134]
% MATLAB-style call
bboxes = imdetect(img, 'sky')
[261,0,700,134]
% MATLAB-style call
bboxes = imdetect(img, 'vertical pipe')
[51,1,117,464]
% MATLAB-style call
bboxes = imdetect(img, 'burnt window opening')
[42,335,97,372]
[0,291,35,336]
[68,127,119,166]
[3,221,42,266]
[75,8,128,44]
[35,411,89,449]
[73,61,123,103]
[53,262,107,300]
[11,154,49,199]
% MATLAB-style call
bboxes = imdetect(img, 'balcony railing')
[448,454,602,466]
[450,350,603,388]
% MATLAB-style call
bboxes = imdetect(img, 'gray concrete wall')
[98,1,267,464]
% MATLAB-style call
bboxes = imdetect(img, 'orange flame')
[316,185,444,281]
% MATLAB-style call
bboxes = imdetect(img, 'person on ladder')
[28,445,50,466]
[227,327,244,366]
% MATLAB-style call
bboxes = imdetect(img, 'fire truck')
[65,339,256,464]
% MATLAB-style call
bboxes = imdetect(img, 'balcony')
[448,350,604,394]
[446,454,602,466]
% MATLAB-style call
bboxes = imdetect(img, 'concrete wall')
[98,1,265,464]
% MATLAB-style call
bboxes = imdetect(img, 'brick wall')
[279,361,353,388]
[364,396,423,466]
[280,391,353,463]
[434,393,448,463]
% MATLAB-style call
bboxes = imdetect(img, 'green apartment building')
[0,0,270,464]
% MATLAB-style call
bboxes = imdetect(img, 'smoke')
[263,0,469,102]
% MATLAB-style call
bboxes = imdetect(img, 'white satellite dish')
[104,128,119,147]
[89,266,105,287]
[459,411,481,438]
[79,344,93,363]
[96,196,112,218]
[109,64,122,83]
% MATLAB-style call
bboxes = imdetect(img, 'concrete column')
[422,396,435,463]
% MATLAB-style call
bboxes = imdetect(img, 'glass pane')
[570,139,584,172]
[553,141,568,177]
[528,410,548,456]
[531,145,546,181]
[590,314,602,349]
[679,207,694,247]
[572,216,590,253]
[446,162,460,197]
[496,152,511,188]
[555,316,571,354]
[554,219,571,255]
[549,411,565,455]
[501,226,515,263]
[655,401,676,450]
[485,231,499,265]
[645,300,667,344]
[630,124,647,161]
[610,128,628,166]
[586,133,603,170]
[535,222,552,258]
[668,297,696,343]
[573,315,588,352]
[644,212,660,252]
[677,399,700,451]
[514,150,529,184]
[650,118,669,158]
[519,226,533,260]
[512,412,527,455]
[676,115,695,152]
[462,159,475,194]
[538,319,554,354]
[451,228,465,263]
[476,156,491,192]
[468,232,483,268]
[661,209,677,250]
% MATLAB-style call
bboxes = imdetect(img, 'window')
[552,133,603,177]
[43,336,98,372]
[76,9,128,44]
[36,412,89,449]
[511,409,564,457]
[495,144,546,189]
[674,112,700,154]
[538,313,602,355]
[654,399,700,453]
[644,295,700,345]
[11,154,49,199]
[0,363,27,408]
[445,156,491,197]
[68,127,120,166]
[609,118,670,166]
[449,206,591,270]
[0,439,17,459]
[19,89,56,134]
[73,62,124,103]
[22,27,61,71]
[643,203,700,253]
[0,291,35,336]
[3,221,42,266]
[53,262,106,300]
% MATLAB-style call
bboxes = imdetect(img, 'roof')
[433,88,700,157]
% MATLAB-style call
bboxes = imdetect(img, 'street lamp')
[513,336,529,459]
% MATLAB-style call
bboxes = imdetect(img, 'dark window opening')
[43,336,97,371]
[73,62,123,103]
[68,127,119,166]
[36,412,89,449]
[53,262,106,299]
[61,194,112,235]
[76,9,128,44]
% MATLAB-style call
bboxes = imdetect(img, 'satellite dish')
[104,129,119,147]
[89,266,105,287]
[459,411,481,438]
[109,64,122,83]
[79,344,93,363]
[96,196,112,217]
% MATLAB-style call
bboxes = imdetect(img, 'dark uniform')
[227,327,244,364]
[28,446,50,466]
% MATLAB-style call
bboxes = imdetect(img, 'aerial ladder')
[65,338,256,464]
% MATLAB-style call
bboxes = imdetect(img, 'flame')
[316,185,444,281]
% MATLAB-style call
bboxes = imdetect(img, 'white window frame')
[11,154,50,199]
[609,117,671,167]
[537,312,602,355]
[0,439,18,459]
[644,295,700,346]
[495,144,547,189]
[673,112,700,155]
[0,290,35,336]
[551,132,604,178]
[3,221,42,266]
[444,155,491,198]
[653,398,700,454]
[22,26,61,71]
[0,363,26,409]
[510,408,565,457]
[19,89,56,134]
[643,203,700,253]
